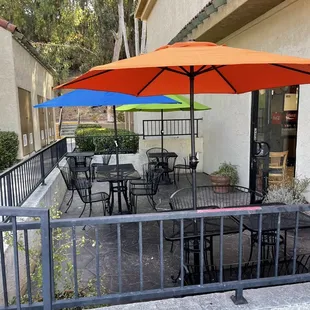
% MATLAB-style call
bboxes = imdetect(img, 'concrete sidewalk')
[103,282,310,310]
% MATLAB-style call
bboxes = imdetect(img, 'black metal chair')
[58,163,75,213]
[146,147,168,166]
[129,168,164,213]
[91,154,112,181]
[73,176,110,218]
[173,156,192,185]
[67,156,92,179]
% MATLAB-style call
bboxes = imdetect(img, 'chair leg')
[79,203,87,218]
[89,202,92,218]
[102,200,106,216]
[134,196,138,214]
[64,190,74,213]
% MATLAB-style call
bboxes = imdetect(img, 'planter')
[210,174,230,193]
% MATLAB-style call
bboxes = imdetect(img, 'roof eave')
[135,0,157,20]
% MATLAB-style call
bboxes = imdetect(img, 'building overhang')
[135,0,157,20]
[170,0,286,44]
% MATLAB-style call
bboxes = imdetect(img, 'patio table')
[96,164,140,214]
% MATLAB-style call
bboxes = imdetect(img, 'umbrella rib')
[163,67,189,76]
[271,64,310,76]
[137,68,166,95]
[196,65,207,74]
[194,65,225,76]
[179,66,190,74]
[212,66,237,93]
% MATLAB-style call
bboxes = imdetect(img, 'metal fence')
[142,118,202,139]
[0,138,67,220]
[1,204,310,309]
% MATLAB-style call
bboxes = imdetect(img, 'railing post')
[41,210,52,310]
[142,121,145,139]
[6,174,13,206]
[231,288,248,305]
[40,152,46,185]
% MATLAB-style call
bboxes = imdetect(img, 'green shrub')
[75,127,139,154]
[76,123,102,130]
[0,131,19,171]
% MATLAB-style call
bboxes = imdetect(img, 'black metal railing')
[142,118,202,139]
[1,204,310,309]
[0,138,67,218]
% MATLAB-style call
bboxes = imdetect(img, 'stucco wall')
[0,28,21,138]
[196,0,310,189]
[145,0,209,51]
[13,39,54,155]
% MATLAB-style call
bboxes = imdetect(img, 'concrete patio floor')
[57,172,310,305]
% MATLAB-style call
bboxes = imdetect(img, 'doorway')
[250,85,299,193]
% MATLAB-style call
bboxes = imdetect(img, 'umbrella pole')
[113,105,120,168]
[161,109,164,162]
[113,105,122,213]
[189,66,198,210]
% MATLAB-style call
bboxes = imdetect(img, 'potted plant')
[210,162,239,193]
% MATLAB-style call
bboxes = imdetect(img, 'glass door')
[250,86,299,193]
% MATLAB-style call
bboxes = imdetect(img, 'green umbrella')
[117,95,211,157]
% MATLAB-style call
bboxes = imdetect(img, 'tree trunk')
[107,0,124,123]
[140,21,147,54]
[134,17,140,56]
[119,0,131,58]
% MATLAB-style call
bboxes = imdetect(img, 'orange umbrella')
[56,41,310,209]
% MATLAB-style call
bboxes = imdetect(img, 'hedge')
[76,124,102,130]
[0,131,19,171]
[75,127,139,154]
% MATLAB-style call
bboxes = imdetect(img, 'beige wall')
[0,28,21,139]
[13,39,54,155]
[198,0,310,189]
[145,0,209,51]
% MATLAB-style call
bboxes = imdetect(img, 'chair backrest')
[145,168,164,195]
[73,177,92,202]
[269,151,288,175]
[67,156,92,169]
[101,154,112,165]
[169,185,263,211]
[58,163,74,190]
[146,147,168,163]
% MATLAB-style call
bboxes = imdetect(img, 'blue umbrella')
[34,90,179,167]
